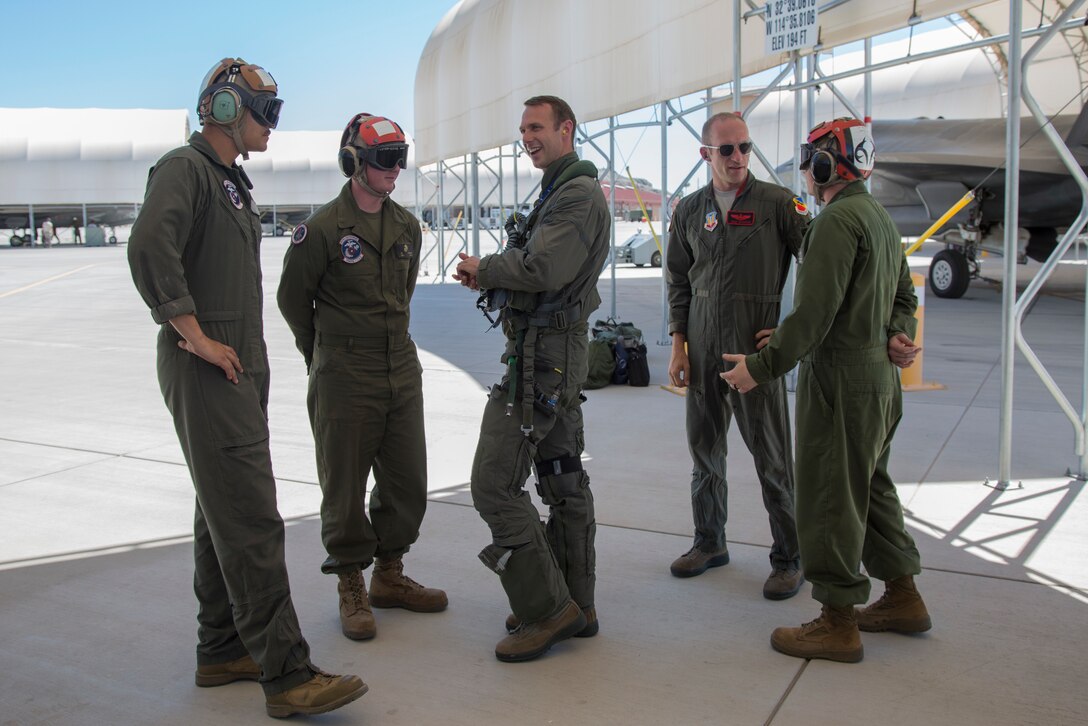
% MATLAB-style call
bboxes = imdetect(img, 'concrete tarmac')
[1,237,1086,725]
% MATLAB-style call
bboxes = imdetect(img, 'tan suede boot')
[369,557,448,612]
[771,605,864,663]
[195,653,260,687]
[265,669,368,718]
[337,571,376,640]
[495,599,587,662]
[506,605,599,638]
[855,575,932,633]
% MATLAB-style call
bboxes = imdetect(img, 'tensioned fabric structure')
[413,0,1088,487]
[0,109,420,233]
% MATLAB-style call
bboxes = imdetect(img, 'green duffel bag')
[584,336,616,389]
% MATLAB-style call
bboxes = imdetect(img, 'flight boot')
[337,570,376,640]
[669,545,729,578]
[506,605,599,637]
[770,604,864,663]
[495,599,587,662]
[265,669,368,719]
[763,567,805,601]
[369,556,448,612]
[855,575,932,633]
[195,653,261,687]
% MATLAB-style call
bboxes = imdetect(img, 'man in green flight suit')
[277,113,447,643]
[454,95,610,663]
[666,112,808,600]
[128,58,367,717]
[723,117,932,663]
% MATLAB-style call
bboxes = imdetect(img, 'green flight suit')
[666,175,808,569]
[471,153,610,623]
[277,182,426,576]
[128,131,313,696]
[746,181,922,608]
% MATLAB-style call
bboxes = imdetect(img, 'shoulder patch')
[222,180,243,209]
[292,224,308,245]
[792,196,809,215]
[340,235,363,264]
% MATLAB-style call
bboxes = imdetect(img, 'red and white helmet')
[800,117,875,185]
[338,113,409,177]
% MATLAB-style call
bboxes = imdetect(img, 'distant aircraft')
[1,205,137,246]
[779,109,1088,298]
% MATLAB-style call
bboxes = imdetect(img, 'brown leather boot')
[337,571,376,640]
[195,653,260,687]
[265,669,368,718]
[495,600,587,662]
[369,557,448,612]
[855,575,932,633]
[771,605,864,663]
[506,605,599,638]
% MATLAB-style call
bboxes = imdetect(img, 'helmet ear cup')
[810,150,836,185]
[339,146,361,178]
[209,87,241,125]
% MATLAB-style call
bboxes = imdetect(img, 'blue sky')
[1,0,458,135]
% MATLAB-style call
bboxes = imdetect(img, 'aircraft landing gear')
[929,248,971,299]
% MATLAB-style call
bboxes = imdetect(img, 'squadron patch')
[726,210,755,226]
[340,235,363,264]
[292,224,308,245]
[792,196,809,215]
[394,241,414,259]
[222,180,243,209]
[704,211,719,232]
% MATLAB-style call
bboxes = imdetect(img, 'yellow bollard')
[901,272,945,392]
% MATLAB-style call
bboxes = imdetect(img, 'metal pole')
[997,0,1023,489]
[865,38,873,191]
[659,101,670,346]
[438,163,445,283]
[733,0,742,115]
[29,204,35,243]
[471,152,480,256]
[609,116,618,319]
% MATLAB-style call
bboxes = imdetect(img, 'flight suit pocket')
[192,354,269,447]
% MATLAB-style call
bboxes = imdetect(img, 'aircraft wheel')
[108,235,117,244]
[651,251,662,268]
[9,234,25,247]
[929,249,970,299]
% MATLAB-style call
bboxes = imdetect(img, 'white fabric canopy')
[413,0,983,164]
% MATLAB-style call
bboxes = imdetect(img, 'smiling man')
[277,113,447,644]
[665,112,810,600]
[454,95,610,663]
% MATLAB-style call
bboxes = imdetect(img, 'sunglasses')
[364,143,409,171]
[703,141,753,157]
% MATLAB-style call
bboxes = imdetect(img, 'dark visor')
[244,93,283,129]
[798,143,816,170]
[366,143,409,171]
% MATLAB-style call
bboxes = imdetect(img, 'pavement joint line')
[764,659,808,725]
[0,263,98,299]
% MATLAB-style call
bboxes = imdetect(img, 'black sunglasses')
[703,141,753,157]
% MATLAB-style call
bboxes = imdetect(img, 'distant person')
[72,217,82,245]
[126,57,367,717]
[722,117,930,663]
[453,95,609,662]
[665,111,809,601]
[277,113,447,642]
[41,218,56,247]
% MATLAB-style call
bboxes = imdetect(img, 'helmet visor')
[367,143,409,171]
[245,93,283,129]
[798,143,816,171]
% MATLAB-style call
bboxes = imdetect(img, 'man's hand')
[888,332,920,369]
[668,348,690,388]
[720,353,757,393]
[452,252,480,290]
[755,327,775,351]
[178,335,243,384]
